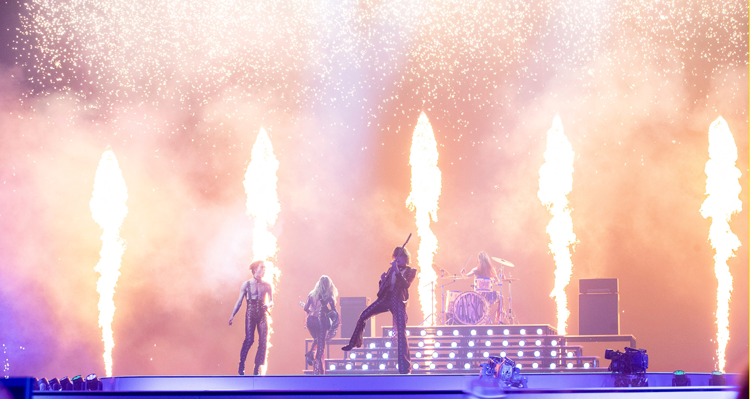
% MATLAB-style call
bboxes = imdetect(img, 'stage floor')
[28,373,741,399]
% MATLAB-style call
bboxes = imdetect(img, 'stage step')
[304,324,605,375]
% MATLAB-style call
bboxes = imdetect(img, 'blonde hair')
[310,275,338,302]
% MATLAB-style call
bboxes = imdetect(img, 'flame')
[538,116,576,335]
[90,148,128,377]
[406,112,442,326]
[699,117,742,373]
[243,128,281,376]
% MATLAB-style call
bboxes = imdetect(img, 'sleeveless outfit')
[238,280,268,375]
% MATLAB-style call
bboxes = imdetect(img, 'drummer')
[461,252,499,281]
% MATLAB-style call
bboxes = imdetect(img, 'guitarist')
[342,244,417,374]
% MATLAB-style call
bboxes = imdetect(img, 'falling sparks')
[406,112,442,326]
[538,116,576,335]
[243,128,281,376]
[16,0,747,121]
[90,147,128,377]
[699,117,742,373]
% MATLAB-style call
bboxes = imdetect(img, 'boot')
[238,362,245,376]
[305,350,314,366]
[253,364,261,376]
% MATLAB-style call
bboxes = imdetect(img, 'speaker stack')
[339,297,374,338]
[578,278,619,335]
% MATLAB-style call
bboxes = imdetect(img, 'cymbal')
[438,275,472,280]
[502,277,520,282]
[491,257,515,267]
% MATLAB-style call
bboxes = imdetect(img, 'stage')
[22,373,741,399]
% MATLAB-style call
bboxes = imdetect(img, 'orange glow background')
[0,0,746,378]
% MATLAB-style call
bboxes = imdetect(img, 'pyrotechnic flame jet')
[699,117,742,373]
[90,147,128,377]
[406,112,442,326]
[538,116,576,335]
[243,128,280,376]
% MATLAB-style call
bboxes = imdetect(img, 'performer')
[229,260,274,375]
[342,244,416,374]
[303,275,340,375]
[461,252,499,280]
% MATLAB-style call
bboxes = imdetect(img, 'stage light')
[583,363,590,369]
[413,363,419,370]
[420,330,426,336]
[483,352,490,358]
[535,340,542,346]
[369,343,376,349]
[517,351,524,357]
[60,377,73,391]
[434,342,441,348]
[406,330,410,336]
[550,363,557,369]
[467,352,474,359]
[365,353,372,360]
[349,353,356,359]
[551,350,558,357]
[709,371,726,386]
[418,341,425,348]
[379,364,386,371]
[500,351,507,357]
[485,341,491,347]
[329,364,336,371]
[362,364,368,371]
[516,364,522,369]
[537,329,543,335]
[519,340,525,346]
[567,363,574,369]
[432,352,438,358]
[534,351,541,358]
[449,352,456,359]
[429,363,436,370]
[672,370,691,386]
[389,330,395,337]
[437,330,443,336]
[451,342,458,348]
[567,352,573,357]
[49,378,61,391]
[38,378,50,391]
[502,340,509,347]
[503,329,510,335]
[447,363,454,370]
[532,362,539,369]
[453,330,459,336]
[520,329,526,335]
[469,340,475,347]
[382,353,389,359]
[345,364,352,371]
[471,329,477,336]
[385,342,392,348]
[481,355,525,388]
[464,363,471,370]
[416,352,422,358]
[551,340,558,346]
[72,376,84,390]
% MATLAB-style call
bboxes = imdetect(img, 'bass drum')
[452,291,490,325]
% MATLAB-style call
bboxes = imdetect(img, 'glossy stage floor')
[25,373,742,399]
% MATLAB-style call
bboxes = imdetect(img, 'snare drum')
[474,277,493,292]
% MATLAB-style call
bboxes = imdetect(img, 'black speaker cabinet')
[340,297,373,338]
[579,293,620,335]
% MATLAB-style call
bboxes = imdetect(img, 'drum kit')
[438,256,519,326]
